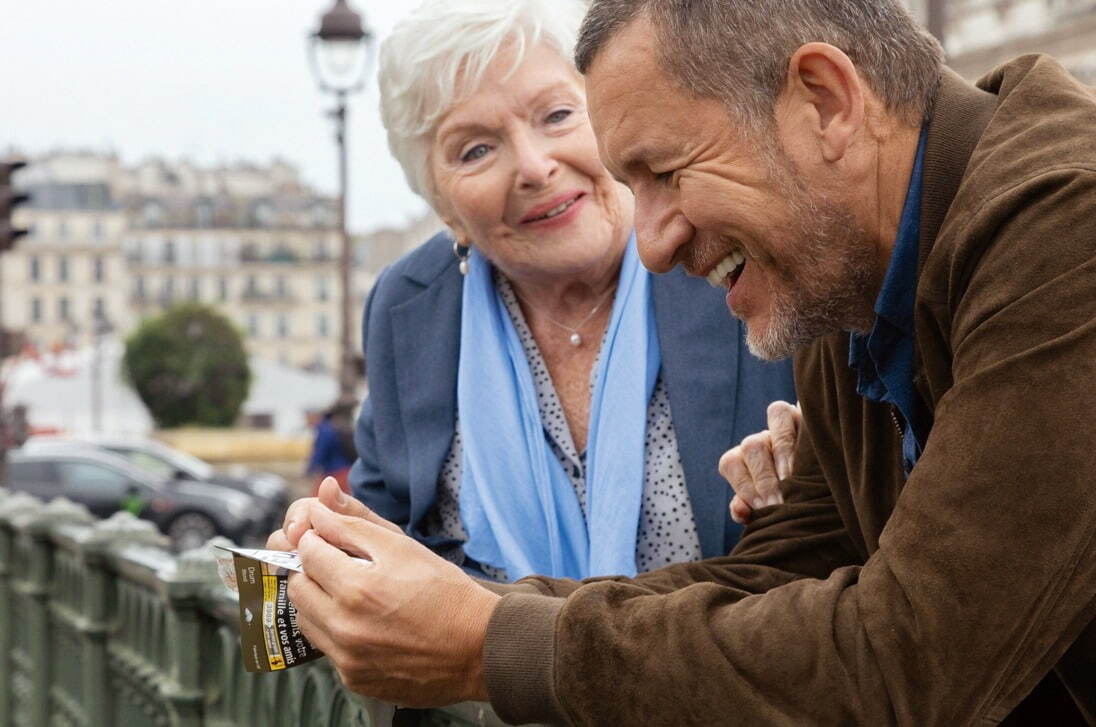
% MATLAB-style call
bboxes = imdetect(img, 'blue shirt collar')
[874,126,927,335]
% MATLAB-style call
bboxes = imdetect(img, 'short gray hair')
[379,0,588,203]
[575,0,943,134]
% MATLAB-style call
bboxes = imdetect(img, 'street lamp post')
[91,309,113,434]
[926,0,948,45]
[308,0,374,405]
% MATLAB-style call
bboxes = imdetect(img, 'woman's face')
[430,42,633,284]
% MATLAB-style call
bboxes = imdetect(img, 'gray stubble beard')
[744,150,880,361]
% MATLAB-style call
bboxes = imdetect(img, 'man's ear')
[779,43,865,163]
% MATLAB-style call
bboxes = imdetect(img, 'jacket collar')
[918,68,999,274]
[400,231,461,288]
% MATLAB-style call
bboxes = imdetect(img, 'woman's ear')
[436,202,471,249]
[779,43,865,164]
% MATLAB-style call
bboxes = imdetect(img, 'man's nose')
[633,190,693,274]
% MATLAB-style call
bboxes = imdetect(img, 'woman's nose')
[513,136,558,190]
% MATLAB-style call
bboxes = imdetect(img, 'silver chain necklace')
[513,284,617,347]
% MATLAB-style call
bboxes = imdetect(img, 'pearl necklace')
[514,284,617,347]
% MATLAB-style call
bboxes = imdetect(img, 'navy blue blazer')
[349,232,795,566]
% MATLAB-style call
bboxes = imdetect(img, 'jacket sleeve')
[483,170,1096,726]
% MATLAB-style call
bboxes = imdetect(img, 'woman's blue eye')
[546,109,572,124]
[461,144,490,163]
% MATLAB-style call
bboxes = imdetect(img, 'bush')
[123,304,251,428]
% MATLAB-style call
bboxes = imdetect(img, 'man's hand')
[266,476,400,552]
[267,478,500,707]
[718,401,802,525]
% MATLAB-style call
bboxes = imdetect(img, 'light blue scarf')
[457,235,659,581]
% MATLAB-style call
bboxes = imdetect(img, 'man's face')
[585,18,878,359]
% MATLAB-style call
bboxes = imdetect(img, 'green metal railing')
[0,488,509,727]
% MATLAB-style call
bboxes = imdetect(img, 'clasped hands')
[266,477,499,707]
[719,400,802,524]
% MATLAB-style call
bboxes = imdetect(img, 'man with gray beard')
[269,0,1095,723]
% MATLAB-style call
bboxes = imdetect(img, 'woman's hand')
[718,401,802,525]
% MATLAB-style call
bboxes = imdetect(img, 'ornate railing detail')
[0,488,507,727]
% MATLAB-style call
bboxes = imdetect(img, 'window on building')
[244,275,259,297]
[29,256,40,283]
[143,201,163,228]
[312,239,329,261]
[93,256,105,284]
[189,277,201,301]
[164,239,177,264]
[316,313,329,338]
[59,297,70,321]
[247,314,260,337]
[253,202,274,227]
[30,298,42,323]
[92,221,104,242]
[93,297,106,320]
[58,256,69,283]
[57,219,69,242]
[275,275,287,298]
[134,276,146,300]
[316,275,330,302]
[277,314,288,339]
[218,276,228,301]
[161,277,175,306]
[123,239,140,263]
[196,200,214,228]
[310,203,331,228]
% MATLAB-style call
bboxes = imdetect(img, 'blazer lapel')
[652,269,742,558]
[390,260,463,529]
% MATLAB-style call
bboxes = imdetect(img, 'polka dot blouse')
[421,274,702,581]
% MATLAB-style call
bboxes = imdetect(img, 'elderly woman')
[348,0,795,582]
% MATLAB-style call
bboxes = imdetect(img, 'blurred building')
[907,0,1096,82]
[0,152,440,373]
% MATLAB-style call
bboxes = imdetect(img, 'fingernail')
[286,519,299,538]
[335,487,347,507]
[776,457,790,480]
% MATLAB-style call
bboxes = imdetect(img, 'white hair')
[378,0,588,203]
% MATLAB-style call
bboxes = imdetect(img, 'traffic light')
[1,159,29,253]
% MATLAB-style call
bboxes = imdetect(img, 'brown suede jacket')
[478,57,1096,726]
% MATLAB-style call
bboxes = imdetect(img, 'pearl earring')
[453,240,470,276]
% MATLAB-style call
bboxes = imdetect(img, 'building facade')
[1,152,440,374]
[906,0,1096,82]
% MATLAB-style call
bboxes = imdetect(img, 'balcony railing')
[0,489,509,727]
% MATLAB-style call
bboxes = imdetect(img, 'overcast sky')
[3,0,429,235]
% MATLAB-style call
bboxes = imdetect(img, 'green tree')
[123,304,251,428]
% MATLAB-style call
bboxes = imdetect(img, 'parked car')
[23,435,289,530]
[5,445,275,551]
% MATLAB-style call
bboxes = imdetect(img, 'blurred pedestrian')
[305,401,356,496]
